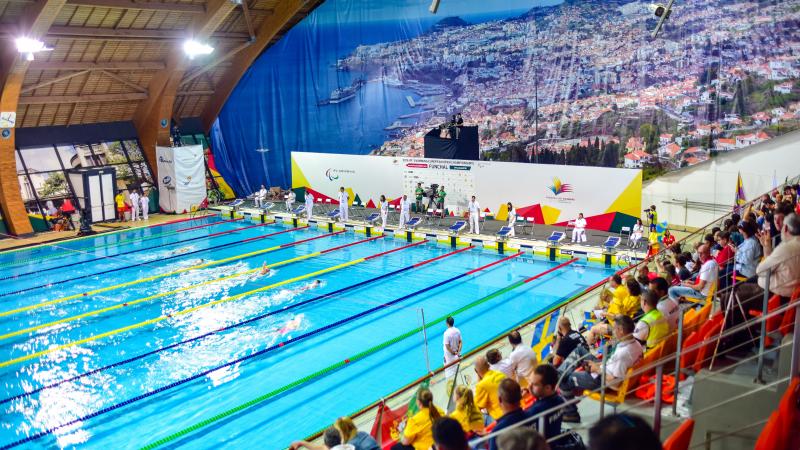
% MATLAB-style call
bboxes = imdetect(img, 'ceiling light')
[183,40,214,59]
[15,37,52,61]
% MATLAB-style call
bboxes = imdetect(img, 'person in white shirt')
[443,316,462,378]
[468,195,481,234]
[668,243,718,302]
[630,218,644,247]
[507,330,537,388]
[506,202,516,237]
[486,348,514,379]
[379,195,388,231]
[286,190,296,212]
[337,187,349,222]
[398,194,411,229]
[129,190,140,221]
[255,185,267,207]
[304,191,314,219]
[140,189,149,220]
[757,213,800,298]
[572,213,587,243]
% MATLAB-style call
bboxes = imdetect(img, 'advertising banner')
[157,145,206,214]
[292,152,642,232]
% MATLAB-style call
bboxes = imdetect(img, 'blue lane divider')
[0,248,521,449]
[0,225,305,299]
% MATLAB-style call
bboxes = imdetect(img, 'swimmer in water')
[296,279,322,293]
[278,314,304,334]
[170,247,192,256]
[260,261,270,276]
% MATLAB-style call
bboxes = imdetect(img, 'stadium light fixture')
[429,0,440,14]
[15,37,52,61]
[183,40,214,59]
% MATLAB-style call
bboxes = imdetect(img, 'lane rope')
[2,246,528,449]
[0,225,313,299]
[0,219,266,281]
[0,235,386,368]
[0,231,374,340]
[137,257,578,450]
[0,240,444,405]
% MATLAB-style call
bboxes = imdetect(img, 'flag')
[370,379,431,447]
[734,172,746,213]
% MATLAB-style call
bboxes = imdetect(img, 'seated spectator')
[474,356,506,421]
[560,315,643,423]
[757,213,800,299]
[633,291,670,350]
[595,274,626,311]
[735,220,762,281]
[508,330,538,387]
[725,217,744,246]
[497,428,550,450]
[674,254,692,281]
[715,231,736,290]
[662,228,675,249]
[393,388,443,450]
[585,278,641,345]
[668,242,682,257]
[551,317,591,370]
[432,418,470,450]
[668,243,718,303]
[487,348,514,380]
[588,414,662,450]
[524,364,566,441]
[334,417,379,450]
[489,379,527,450]
[682,250,696,272]
[649,277,679,331]
[662,263,680,286]
[290,427,342,450]
[449,386,484,435]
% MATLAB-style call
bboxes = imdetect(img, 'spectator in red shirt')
[662,229,675,249]
[715,231,736,290]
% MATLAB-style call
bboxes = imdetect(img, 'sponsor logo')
[325,168,339,181]
[325,168,355,181]
[180,176,192,186]
[162,176,172,185]
[158,156,173,164]
[406,163,428,168]
[548,177,573,196]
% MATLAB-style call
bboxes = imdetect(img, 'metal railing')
[301,174,800,448]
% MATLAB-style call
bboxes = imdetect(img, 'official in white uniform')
[468,195,480,234]
[286,190,296,212]
[506,202,516,237]
[379,195,388,230]
[129,190,140,221]
[304,191,314,219]
[255,185,267,207]
[337,187,349,222]
[398,194,411,229]
[443,316,462,378]
[572,212,587,243]
[140,189,149,220]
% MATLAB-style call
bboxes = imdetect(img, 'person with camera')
[415,183,425,213]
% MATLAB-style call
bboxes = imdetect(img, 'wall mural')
[212,0,800,194]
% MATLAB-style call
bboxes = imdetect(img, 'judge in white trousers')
[140,190,149,220]
[379,195,388,230]
[286,190,296,212]
[572,212,587,243]
[398,194,411,229]
[304,191,314,219]
[337,187,349,222]
[506,202,516,237]
[255,185,267,207]
[467,195,480,234]
[130,190,140,221]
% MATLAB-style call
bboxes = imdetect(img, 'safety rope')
[0,240,441,405]
[0,225,312,299]
[0,235,386,368]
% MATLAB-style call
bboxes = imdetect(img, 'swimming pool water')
[0,216,615,449]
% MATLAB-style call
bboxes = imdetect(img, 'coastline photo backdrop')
[211,0,800,195]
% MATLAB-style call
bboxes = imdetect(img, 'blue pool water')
[0,216,614,449]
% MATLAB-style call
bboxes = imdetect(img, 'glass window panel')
[96,141,129,165]
[131,161,153,184]
[124,140,144,161]
[71,144,107,168]
[17,175,37,202]
[18,146,62,173]
[14,150,24,173]
[19,171,71,201]
[56,145,80,170]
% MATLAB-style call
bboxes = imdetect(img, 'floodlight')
[429,0,440,14]
[15,37,52,61]
[183,40,214,59]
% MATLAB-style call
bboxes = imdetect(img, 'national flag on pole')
[734,172,746,213]
[370,379,431,448]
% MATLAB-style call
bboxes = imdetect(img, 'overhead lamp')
[429,0,440,14]
[183,40,214,59]
[15,37,52,61]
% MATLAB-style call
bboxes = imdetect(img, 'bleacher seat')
[663,419,695,450]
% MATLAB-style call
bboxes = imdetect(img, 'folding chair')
[519,216,535,235]
[619,226,631,243]
[324,198,333,215]
[564,220,576,240]
[350,200,365,220]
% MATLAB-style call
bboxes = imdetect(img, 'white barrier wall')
[291,152,642,231]
[642,130,800,228]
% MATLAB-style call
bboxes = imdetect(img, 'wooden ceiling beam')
[200,0,310,131]
[0,24,249,41]
[29,60,166,70]
[66,0,207,13]
[20,69,88,93]
[133,0,236,177]
[19,92,147,104]
[0,0,68,236]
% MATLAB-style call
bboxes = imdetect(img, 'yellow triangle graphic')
[291,157,310,189]
[605,173,642,217]
[496,203,509,222]
[541,205,561,224]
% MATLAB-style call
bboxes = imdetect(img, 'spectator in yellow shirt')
[396,388,443,450]
[586,278,641,345]
[474,355,506,421]
[449,385,484,435]
[115,192,126,222]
